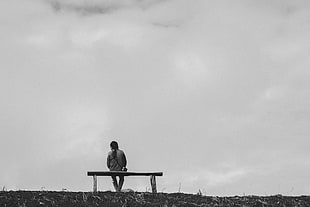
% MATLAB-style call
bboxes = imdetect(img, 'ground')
[0,191,310,207]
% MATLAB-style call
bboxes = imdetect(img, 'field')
[1,191,310,207]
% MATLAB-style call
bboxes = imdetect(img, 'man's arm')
[123,152,127,168]
[107,154,110,169]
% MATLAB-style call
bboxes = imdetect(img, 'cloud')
[173,51,210,89]
[1,0,310,194]
[47,0,168,15]
[196,169,249,187]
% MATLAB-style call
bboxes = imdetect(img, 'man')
[107,141,127,192]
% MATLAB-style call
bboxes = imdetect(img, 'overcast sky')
[1,0,310,195]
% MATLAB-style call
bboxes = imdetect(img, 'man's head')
[110,141,119,150]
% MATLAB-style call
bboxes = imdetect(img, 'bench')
[87,171,163,193]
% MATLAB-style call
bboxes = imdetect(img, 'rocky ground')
[1,191,310,207]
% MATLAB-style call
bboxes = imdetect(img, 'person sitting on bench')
[107,141,127,192]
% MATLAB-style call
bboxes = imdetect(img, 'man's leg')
[111,176,118,191]
[118,176,124,192]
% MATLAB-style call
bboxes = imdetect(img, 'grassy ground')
[1,191,310,207]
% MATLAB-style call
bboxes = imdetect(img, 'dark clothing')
[107,149,127,171]
[111,175,124,190]
[107,149,127,192]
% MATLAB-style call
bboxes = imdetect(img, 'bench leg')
[93,175,97,193]
[150,175,157,193]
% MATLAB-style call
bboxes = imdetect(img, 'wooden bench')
[87,171,163,193]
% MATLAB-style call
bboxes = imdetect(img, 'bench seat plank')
[87,171,163,176]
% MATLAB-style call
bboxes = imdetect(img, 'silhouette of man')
[107,141,127,192]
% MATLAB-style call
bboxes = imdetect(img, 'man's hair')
[110,141,119,159]
[110,141,119,150]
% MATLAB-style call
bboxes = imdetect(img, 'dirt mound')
[1,191,309,206]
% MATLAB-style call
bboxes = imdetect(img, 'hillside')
[1,191,310,207]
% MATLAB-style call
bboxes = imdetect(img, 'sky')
[1,0,310,196]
